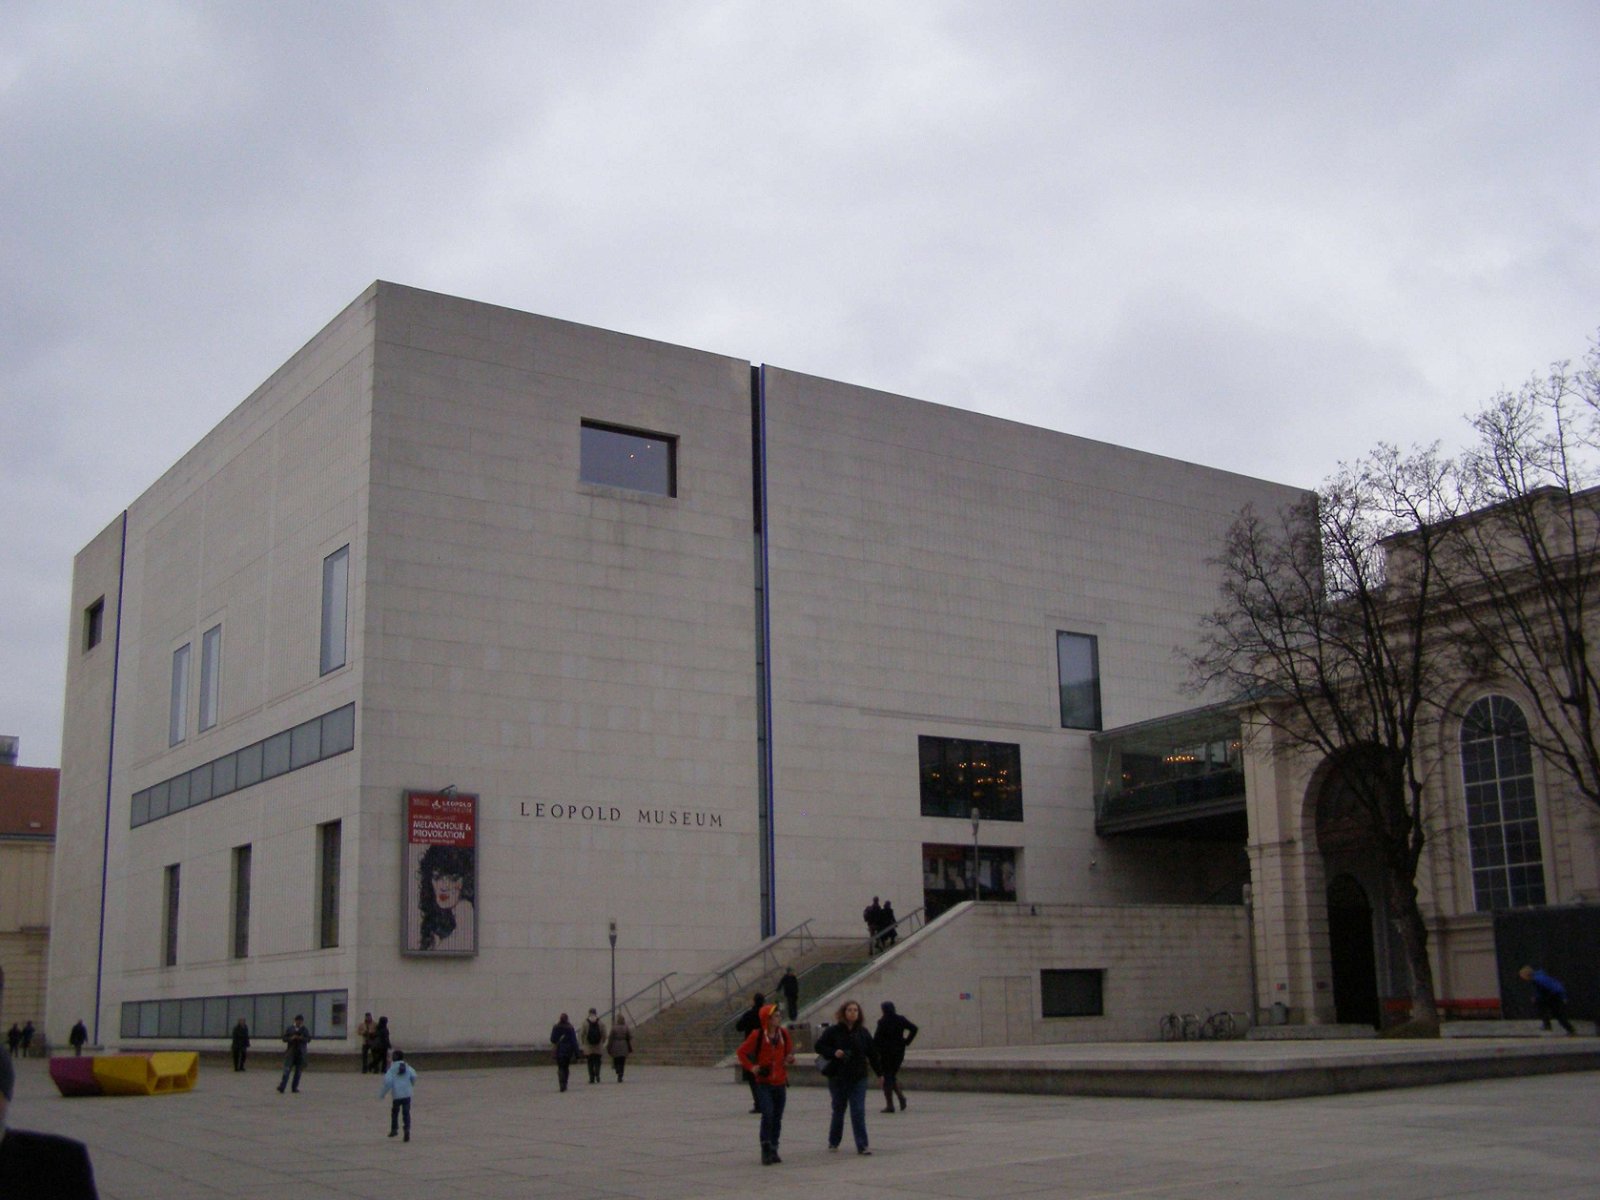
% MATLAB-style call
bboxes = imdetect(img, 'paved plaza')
[7,1051,1597,1199]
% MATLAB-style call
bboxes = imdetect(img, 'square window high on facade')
[580,421,677,496]
[918,736,1023,821]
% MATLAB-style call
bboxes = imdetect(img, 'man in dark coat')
[777,968,800,1023]
[69,1020,89,1056]
[277,1014,310,1093]
[873,1001,919,1111]
[734,992,767,1112]
[0,1047,99,1198]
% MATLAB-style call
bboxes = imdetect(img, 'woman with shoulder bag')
[813,999,882,1155]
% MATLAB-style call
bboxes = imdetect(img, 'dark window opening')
[919,736,1022,821]
[1041,968,1104,1017]
[580,420,677,497]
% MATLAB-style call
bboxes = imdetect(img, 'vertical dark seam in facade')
[93,509,129,1043]
[752,365,777,937]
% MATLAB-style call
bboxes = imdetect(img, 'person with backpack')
[581,1009,607,1083]
[735,1003,794,1165]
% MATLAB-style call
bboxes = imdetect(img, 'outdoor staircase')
[629,938,873,1066]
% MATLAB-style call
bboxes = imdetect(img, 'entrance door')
[1326,874,1380,1028]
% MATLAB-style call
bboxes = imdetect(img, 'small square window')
[580,421,677,497]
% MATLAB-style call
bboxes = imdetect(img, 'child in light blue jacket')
[379,1050,418,1141]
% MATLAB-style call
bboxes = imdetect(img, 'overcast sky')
[4,1,1598,767]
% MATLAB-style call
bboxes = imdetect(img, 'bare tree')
[1189,446,1460,1028]
[1439,336,1600,811]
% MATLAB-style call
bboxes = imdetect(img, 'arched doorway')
[1313,747,1393,1028]
[1326,874,1380,1027]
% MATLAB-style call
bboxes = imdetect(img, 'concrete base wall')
[803,901,1252,1049]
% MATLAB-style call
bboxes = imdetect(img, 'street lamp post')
[970,807,981,903]
[608,920,618,1021]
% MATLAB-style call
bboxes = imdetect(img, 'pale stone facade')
[48,283,1301,1051]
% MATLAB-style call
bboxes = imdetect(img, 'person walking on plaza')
[734,992,767,1112]
[1520,966,1577,1034]
[277,1014,310,1093]
[379,1050,418,1142]
[356,1012,377,1073]
[4,1026,18,1057]
[873,1001,919,1111]
[231,1018,250,1071]
[18,1022,34,1056]
[581,1009,607,1083]
[550,1013,579,1092]
[815,999,882,1155]
[606,1014,634,1081]
[0,1048,100,1199]
[735,1003,794,1165]
[778,967,800,1023]
[69,1019,89,1056]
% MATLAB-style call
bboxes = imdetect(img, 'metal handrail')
[607,972,680,1027]
[863,906,925,957]
[713,919,818,1008]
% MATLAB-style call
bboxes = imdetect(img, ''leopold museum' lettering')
[516,801,723,829]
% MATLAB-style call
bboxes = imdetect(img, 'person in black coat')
[230,1018,251,1071]
[69,1020,89,1056]
[0,1047,99,1199]
[777,968,800,1022]
[549,1013,580,1092]
[873,1001,919,1111]
[734,992,767,1113]
[814,999,882,1155]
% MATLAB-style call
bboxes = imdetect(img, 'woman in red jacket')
[735,1003,794,1165]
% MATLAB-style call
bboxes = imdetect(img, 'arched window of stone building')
[1459,695,1547,911]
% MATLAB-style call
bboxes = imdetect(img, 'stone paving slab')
[6,1050,1599,1199]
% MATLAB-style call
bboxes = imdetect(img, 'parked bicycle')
[1158,1009,1249,1040]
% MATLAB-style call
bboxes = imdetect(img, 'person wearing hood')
[734,1003,794,1165]
[549,1013,579,1092]
[873,1001,919,1112]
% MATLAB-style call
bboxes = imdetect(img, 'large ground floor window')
[922,843,1017,920]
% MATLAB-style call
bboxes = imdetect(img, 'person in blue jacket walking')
[379,1050,418,1141]
[1519,966,1577,1034]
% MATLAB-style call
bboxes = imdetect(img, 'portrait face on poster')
[403,791,478,955]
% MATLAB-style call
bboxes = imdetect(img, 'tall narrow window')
[199,624,222,731]
[320,545,349,675]
[1460,695,1547,910]
[169,643,191,746]
[231,845,252,959]
[1056,632,1102,730]
[317,821,342,948]
[84,597,105,651]
[163,864,181,966]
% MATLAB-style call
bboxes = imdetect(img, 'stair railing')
[863,906,925,957]
[608,972,680,1027]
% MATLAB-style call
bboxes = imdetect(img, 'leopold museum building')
[49,282,1308,1053]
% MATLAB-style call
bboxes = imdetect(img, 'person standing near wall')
[230,1018,250,1071]
[68,1020,88,1056]
[873,1001,918,1112]
[356,1012,377,1073]
[778,968,799,1023]
[371,1017,392,1073]
[814,999,882,1155]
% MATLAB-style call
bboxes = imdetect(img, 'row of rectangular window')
[163,822,339,968]
[132,704,355,828]
[120,989,348,1041]
[163,543,349,750]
